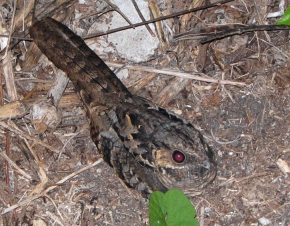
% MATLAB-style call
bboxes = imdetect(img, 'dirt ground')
[0,0,290,225]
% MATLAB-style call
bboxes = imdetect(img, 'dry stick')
[14,0,35,34]
[2,1,19,210]
[23,138,49,197]
[106,62,246,87]
[44,194,64,221]
[148,1,168,50]
[5,128,11,193]
[131,0,156,37]
[3,52,18,101]
[1,158,103,215]
[201,24,290,44]
[0,151,32,180]
[103,0,133,26]
[172,24,248,41]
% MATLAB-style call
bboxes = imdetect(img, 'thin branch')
[201,24,290,44]
[131,0,155,37]
[103,0,133,26]
[0,151,32,180]
[106,61,246,87]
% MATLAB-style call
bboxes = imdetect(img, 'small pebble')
[258,217,271,225]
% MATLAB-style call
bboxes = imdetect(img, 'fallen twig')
[106,61,246,87]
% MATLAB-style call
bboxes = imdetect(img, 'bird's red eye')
[172,150,186,163]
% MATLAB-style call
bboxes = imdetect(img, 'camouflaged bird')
[29,17,217,198]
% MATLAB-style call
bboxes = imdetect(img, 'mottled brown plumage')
[29,17,217,197]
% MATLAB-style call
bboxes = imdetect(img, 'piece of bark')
[3,51,18,101]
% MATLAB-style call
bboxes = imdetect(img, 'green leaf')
[149,191,167,226]
[277,6,290,25]
[149,189,199,226]
[164,189,198,226]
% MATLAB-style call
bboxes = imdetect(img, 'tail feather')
[29,18,131,101]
